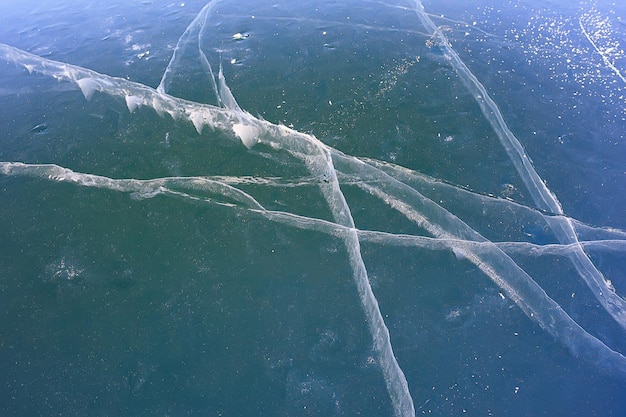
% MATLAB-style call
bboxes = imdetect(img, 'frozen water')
[0,0,625,416]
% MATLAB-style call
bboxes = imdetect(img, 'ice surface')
[1,0,626,415]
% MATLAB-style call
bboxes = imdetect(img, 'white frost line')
[4,159,626,379]
[2,161,626,257]
[158,0,222,94]
[161,2,416,414]
[410,0,626,331]
[299,151,415,417]
[579,15,626,84]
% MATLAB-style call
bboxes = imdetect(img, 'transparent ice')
[0,0,625,415]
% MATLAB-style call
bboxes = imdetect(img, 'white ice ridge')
[161,3,416,414]
[355,157,626,243]
[168,6,414,414]
[0,43,259,148]
[2,162,625,257]
[408,0,626,332]
[0,39,416,417]
[1,2,625,407]
[330,152,626,378]
[0,162,265,209]
[3,160,626,381]
[157,0,247,112]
